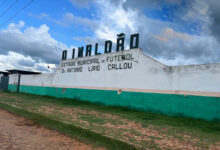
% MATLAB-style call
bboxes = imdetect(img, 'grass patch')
[79,115,106,125]
[0,101,138,150]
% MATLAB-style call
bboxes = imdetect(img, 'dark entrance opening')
[0,71,9,91]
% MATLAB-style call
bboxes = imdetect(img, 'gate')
[0,76,9,90]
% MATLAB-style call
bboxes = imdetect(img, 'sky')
[0,0,220,72]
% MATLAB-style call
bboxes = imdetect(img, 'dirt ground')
[0,92,219,150]
[0,109,103,150]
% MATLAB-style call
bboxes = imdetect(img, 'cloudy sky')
[0,0,220,72]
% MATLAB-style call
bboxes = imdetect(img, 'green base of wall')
[8,84,17,92]
[8,84,220,121]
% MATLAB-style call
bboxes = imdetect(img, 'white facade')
[9,48,220,97]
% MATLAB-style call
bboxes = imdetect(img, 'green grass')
[0,101,138,150]
[0,91,220,149]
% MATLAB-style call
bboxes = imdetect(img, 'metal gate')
[0,76,9,90]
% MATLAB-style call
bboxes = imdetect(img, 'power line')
[0,0,7,9]
[0,0,19,17]
[0,0,34,28]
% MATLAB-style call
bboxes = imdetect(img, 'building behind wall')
[7,69,41,92]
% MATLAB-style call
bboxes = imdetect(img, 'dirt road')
[0,109,103,150]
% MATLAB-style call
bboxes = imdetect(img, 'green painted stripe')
[8,84,220,121]
[8,84,17,92]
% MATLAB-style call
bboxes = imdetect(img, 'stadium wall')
[8,49,220,121]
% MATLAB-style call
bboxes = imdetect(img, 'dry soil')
[0,109,104,150]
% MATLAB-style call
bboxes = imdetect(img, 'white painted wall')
[9,48,220,96]
[170,64,220,92]
[9,74,19,85]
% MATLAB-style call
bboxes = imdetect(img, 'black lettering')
[88,65,100,71]
[77,61,81,65]
[62,33,139,60]
[108,64,111,70]
[78,47,84,58]
[104,40,112,53]
[108,63,132,71]
[95,43,101,55]
[106,57,110,62]
[88,66,91,71]
[116,33,125,51]
[72,48,75,59]
[86,44,92,56]
[114,55,117,61]
[73,67,82,72]
[112,64,116,69]
[123,63,128,69]
[62,50,67,60]
[94,58,100,64]
[118,55,122,61]
[116,64,119,69]
[67,61,75,66]
[119,63,123,69]
[126,54,130,60]
[122,55,125,60]
[67,68,73,72]
[130,33,139,49]
[128,62,132,69]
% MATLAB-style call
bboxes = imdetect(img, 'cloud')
[2,0,220,72]
[28,12,97,30]
[208,0,220,42]
[86,0,220,65]
[0,21,67,64]
[73,36,96,43]
[62,12,97,29]
[28,12,68,26]
[154,28,192,42]
[28,12,49,20]
[68,0,95,8]
[0,51,56,72]
[0,21,69,72]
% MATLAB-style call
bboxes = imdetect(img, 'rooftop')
[0,71,9,76]
[6,69,41,75]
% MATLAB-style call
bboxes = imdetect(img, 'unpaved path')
[0,109,103,150]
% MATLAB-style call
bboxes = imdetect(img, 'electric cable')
[0,0,19,17]
[0,0,34,28]
[0,0,7,9]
